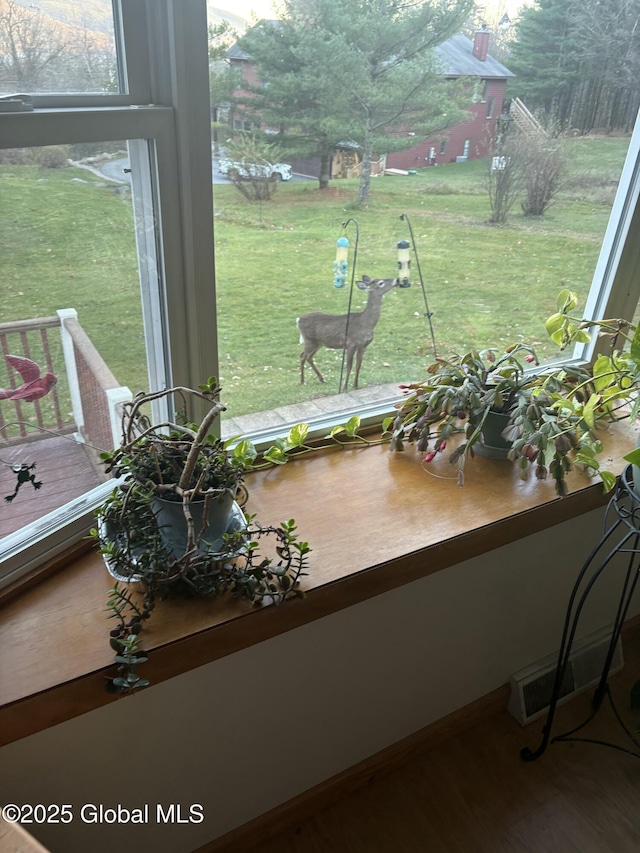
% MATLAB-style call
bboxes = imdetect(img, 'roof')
[227,42,250,61]
[435,33,514,79]
[229,29,515,80]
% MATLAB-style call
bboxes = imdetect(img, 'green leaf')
[582,393,599,429]
[600,470,617,493]
[593,355,615,391]
[344,415,361,437]
[631,324,640,367]
[263,446,288,465]
[287,423,309,447]
[545,312,565,337]
[623,448,640,466]
[557,289,578,313]
[234,439,257,464]
[382,416,394,433]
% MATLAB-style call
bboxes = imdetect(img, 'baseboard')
[196,617,640,853]
[195,683,510,853]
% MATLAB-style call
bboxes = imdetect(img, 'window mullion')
[149,0,218,403]
[578,112,640,362]
[118,0,153,104]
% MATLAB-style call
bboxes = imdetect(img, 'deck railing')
[0,312,131,451]
[0,316,68,442]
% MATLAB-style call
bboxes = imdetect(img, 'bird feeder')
[334,237,349,288]
[396,239,411,288]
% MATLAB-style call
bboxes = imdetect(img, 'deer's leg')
[353,346,366,390]
[307,354,325,383]
[342,348,355,391]
[301,344,325,384]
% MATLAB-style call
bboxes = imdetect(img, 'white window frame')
[0,0,217,590]
[2,2,640,589]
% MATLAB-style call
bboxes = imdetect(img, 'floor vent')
[507,626,624,726]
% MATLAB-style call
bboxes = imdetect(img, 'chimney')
[473,26,490,62]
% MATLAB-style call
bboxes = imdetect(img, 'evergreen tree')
[508,0,640,132]
[208,20,241,149]
[238,0,473,203]
[508,0,581,129]
[570,0,640,131]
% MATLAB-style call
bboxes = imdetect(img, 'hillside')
[16,0,250,35]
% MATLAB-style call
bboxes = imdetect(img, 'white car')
[218,158,293,181]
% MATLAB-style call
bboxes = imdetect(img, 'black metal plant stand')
[521,465,640,762]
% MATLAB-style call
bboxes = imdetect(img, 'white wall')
[1,507,637,853]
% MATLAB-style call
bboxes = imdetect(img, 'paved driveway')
[100,157,313,184]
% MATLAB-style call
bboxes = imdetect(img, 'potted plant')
[94,378,311,693]
[99,379,250,560]
[386,291,640,497]
[546,288,640,485]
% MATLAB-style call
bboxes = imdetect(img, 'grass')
[0,135,632,424]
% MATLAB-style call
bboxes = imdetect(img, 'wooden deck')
[0,435,107,539]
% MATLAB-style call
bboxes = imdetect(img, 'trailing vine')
[100,512,310,694]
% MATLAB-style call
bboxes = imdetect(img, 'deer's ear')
[360,275,371,283]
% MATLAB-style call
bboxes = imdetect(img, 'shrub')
[0,148,30,165]
[520,134,568,217]
[30,146,70,169]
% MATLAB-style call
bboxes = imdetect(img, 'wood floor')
[252,634,640,853]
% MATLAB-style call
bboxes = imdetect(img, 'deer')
[296,276,398,391]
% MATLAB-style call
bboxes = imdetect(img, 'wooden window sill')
[1,424,637,746]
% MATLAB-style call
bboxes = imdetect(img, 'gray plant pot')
[152,489,236,557]
[473,410,512,460]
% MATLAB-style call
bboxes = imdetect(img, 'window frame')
[0,0,217,590]
[2,1,640,590]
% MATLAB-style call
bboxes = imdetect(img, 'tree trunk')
[357,119,373,205]
[318,139,330,190]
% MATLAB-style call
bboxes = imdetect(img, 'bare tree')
[520,133,568,217]
[487,132,526,224]
[0,0,68,91]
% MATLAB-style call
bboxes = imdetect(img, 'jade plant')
[94,378,387,693]
[386,291,640,496]
[94,378,316,693]
[102,515,311,694]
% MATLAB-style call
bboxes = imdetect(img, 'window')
[0,1,216,590]
[440,139,447,156]
[0,0,119,95]
[232,117,253,132]
[2,1,640,588]
[206,9,640,445]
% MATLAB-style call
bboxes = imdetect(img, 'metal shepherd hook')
[400,212,438,359]
[338,217,360,394]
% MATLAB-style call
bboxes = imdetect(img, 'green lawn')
[0,135,631,422]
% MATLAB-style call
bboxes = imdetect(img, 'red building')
[227,28,515,175]
[386,29,515,170]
